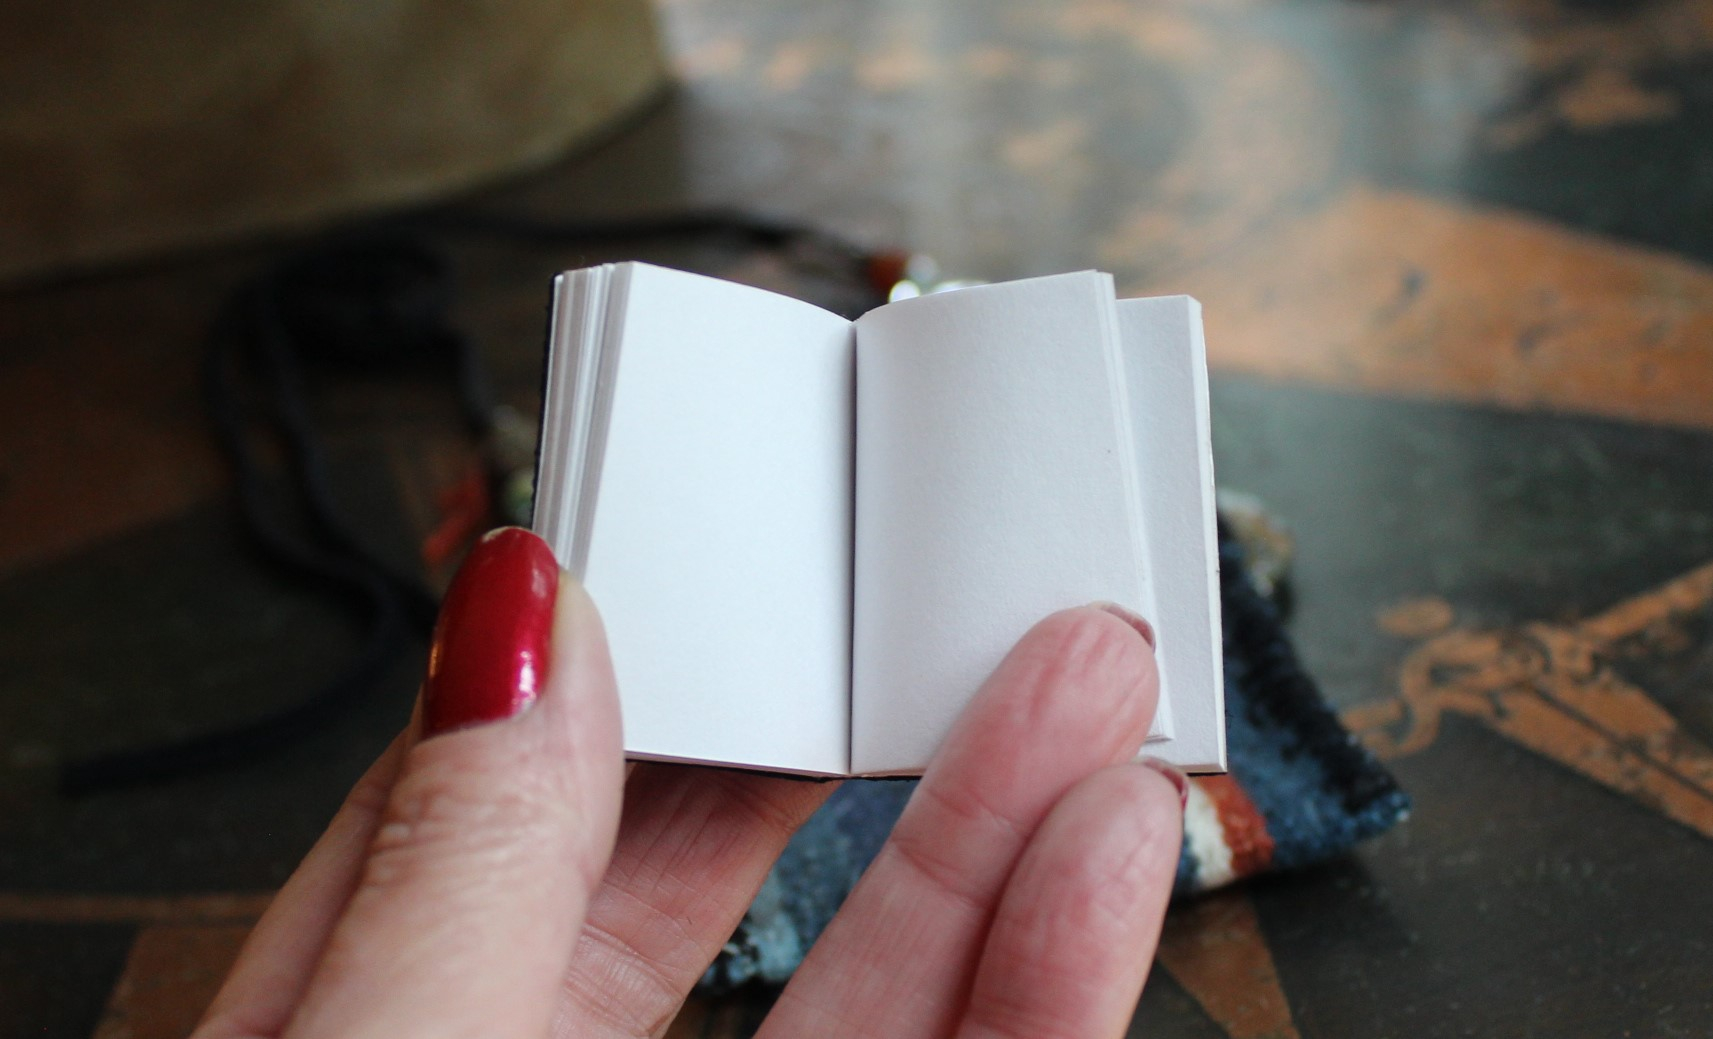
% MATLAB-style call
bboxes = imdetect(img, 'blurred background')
[3,0,1711,1035]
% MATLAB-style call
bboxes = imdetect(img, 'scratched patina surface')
[3,0,1713,1035]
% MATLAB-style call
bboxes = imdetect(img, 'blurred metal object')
[881,254,987,302]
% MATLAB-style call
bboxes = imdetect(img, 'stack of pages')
[533,264,1224,777]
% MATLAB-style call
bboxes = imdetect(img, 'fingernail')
[1142,757,1190,810]
[422,527,560,738]
[1092,602,1156,649]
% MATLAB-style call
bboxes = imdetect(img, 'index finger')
[283,530,625,1038]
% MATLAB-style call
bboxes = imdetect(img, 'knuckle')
[917,779,1020,844]
[705,770,827,840]
[567,920,691,1037]
[886,820,992,915]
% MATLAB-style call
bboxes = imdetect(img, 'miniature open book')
[533,264,1224,776]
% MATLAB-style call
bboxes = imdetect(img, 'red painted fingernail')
[422,527,560,738]
[1142,757,1191,811]
[1092,602,1156,649]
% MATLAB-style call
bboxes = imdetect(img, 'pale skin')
[193,581,1183,1039]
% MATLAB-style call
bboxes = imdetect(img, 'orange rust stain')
[1552,65,1679,131]
[1488,66,1679,150]
[1480,0,1709,148]
[999,117,1092,176]
[1486,693,1713,834]
[1094,35,1338,281]
[1345,559,1713,839]
[0,300,223,575]
[0,363,219,575]
[1340,696,1406,738]
[1378,596,1457,639]
[674,34,746,80]
[854,44,935,93]
[91,924,249,1039]
[1578,560,1713,646]
[762,39,822,92]
[1028,55,1081,90]
[960,44,1023,79]
[0,890,273,924]
[1152,187,1713,431]
[1156,891,1300,1039]
[1483,111,1557,151]
[1053,2,1216,60]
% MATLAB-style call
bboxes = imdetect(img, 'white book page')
[1119,296,1226,771]
[850,272,1150,775]
[571,264,857,775]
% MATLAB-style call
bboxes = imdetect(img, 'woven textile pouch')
[701,518,1411,991]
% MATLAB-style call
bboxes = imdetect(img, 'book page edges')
[533,265,626,577]
[1120,294,1226,773]
[531,272,579,564]
[576,262,857,775]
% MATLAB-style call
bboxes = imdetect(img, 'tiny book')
[532,263,1225,777]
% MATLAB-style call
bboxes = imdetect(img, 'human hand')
[194,527,1184,1038]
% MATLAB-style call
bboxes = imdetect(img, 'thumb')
[285,528,624,1039]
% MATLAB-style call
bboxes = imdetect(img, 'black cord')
[62,210,886,795]
[61,242,453,794]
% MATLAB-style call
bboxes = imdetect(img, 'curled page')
[850,272,1150,775]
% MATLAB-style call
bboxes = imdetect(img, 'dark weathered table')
[5,1,1712,1035]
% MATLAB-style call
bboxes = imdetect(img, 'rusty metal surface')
[3,0,1712,1035]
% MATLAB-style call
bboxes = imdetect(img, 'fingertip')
[924,605,1162,806]
[552,567,599,623]
[1091,601,1156,649]
[541,571,622,765]
[282,532,627,1036]
[1140,757,1191,812]
[1009,605,1160,736]
[1062,762,1185,851]
[1023,604,1157,678]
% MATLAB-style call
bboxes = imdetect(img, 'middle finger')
[759,606,1158,1039]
